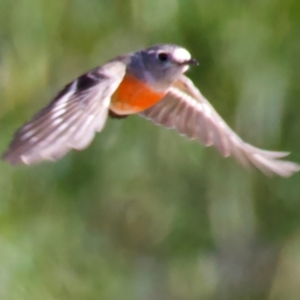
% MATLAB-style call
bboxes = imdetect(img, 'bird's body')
[110,73,165,115]
[2,44,299,177]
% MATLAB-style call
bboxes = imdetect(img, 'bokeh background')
[0,0,300,299]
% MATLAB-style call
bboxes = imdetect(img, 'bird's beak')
[185,58,199,66]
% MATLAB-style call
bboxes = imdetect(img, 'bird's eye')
[157,52,169,62]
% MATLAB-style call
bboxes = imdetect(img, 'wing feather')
[2,59,126,165]
[140,75,300,177]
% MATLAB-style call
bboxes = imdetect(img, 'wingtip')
[251,153,300,178]
[2,151,23,165]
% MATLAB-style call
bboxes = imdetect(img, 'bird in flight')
[2,44,299,177]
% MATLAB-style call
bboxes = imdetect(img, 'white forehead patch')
[172,48,191,63]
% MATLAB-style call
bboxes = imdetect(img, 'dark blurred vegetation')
[1,0,300,299]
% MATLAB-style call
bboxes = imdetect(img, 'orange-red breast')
[2,44,299,177]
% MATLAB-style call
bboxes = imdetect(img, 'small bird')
[2,44,299,177]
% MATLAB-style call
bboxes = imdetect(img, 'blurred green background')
[1,0,300,299]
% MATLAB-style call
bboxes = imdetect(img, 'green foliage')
[0,0,300,298]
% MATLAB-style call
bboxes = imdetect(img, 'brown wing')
[140,75,300,177]
[2,60,126,165]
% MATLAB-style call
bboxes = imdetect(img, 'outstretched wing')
[140,75,300,177]
[2,59,126,165]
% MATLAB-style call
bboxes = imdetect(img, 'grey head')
[127,44,198,91]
